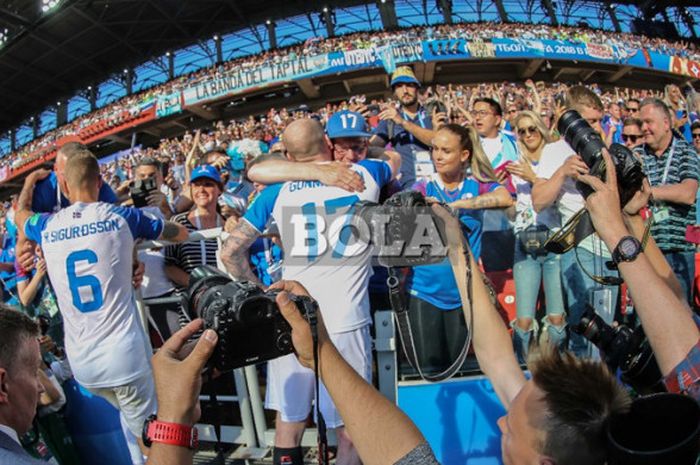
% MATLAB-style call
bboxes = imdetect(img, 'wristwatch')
[612,236,642,265]
[142,415,198,449]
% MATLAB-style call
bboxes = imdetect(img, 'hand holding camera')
[152,319,218,425]
[187,266,319,372]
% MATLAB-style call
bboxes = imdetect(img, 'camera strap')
[303,298,330,465]
[206,371,225,460]
[386,267,470,382]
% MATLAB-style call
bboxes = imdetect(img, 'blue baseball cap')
[326,110,372,139]
[390,66,420,87]
[190,164,222,184]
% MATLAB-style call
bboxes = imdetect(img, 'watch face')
[618,237,640,260]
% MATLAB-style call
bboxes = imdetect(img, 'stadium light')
[41,0,62,13]
[266,19,272,25]
[0,28,9,46]
[213,34,219,41]
[323,6,329,12]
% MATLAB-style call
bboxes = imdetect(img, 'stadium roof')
[0,0,698,134]
[0,0,374,133]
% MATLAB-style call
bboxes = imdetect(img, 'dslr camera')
[355,191,449,267]
[187,266,318,372]
[558,109,644,205]
[545,110,645,253]
[574,309,663,394]
[130,178,157,208]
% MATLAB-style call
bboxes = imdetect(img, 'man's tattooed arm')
[221,220,262,286]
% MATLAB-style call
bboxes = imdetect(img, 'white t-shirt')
[242,160,392,334]
[481,136,503,165]
[536,140,609,257]
[512,173,560,233]
[138,207,174,298]
[25,202,164,388]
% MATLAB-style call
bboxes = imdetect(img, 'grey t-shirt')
[394,442,440,465]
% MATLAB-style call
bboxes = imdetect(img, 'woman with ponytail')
[405,124,513,374]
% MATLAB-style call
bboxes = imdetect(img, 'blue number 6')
[66,249,104,313]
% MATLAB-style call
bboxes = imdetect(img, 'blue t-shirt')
[373,107,432,190]
[407,176,500,310]
[32,172,118,213]
[249,237,283,287]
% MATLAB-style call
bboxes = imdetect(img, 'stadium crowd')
[1,17,700,465]
[3,19,700,173]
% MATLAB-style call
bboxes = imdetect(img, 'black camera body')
[574,309,663,394]
[355,191,449,268]
[188,266,315,372]
[558,110,644,206]
[130,178,157,208]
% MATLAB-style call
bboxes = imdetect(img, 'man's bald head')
[282,119,331,161]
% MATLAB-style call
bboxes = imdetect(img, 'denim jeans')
[664,251,695,306]
[560,247,619,357]
[513,246,566,320]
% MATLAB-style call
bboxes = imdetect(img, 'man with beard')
[370,66,436,189]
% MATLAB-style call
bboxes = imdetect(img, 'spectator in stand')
[505,111,565,361]
[164,165,225,293]
[370,66,436,189]
[666,84,692,142]
[603,102,624,145]
[624,98,641,120]
[531,86,619,357]
[407,124,511,373]
[471,97,519,271]
[15,245,62,348]
[636,98,700,305]
[621,118,644,150]
[691,121,700,154]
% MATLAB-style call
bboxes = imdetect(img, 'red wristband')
[142,415,198,449]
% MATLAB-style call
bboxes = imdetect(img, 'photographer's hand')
[151,319,217,425]
[577,150,628,245]
[622,178,651,217]
[270,280,325,370]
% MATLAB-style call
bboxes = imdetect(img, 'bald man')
[222,117,398,465]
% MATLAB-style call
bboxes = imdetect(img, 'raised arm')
[449,185,513,210]
[271,280,429,465]
[15,169,51,234]
[432,204,526,408]
[579,150,699,377]
[158,221,190,243]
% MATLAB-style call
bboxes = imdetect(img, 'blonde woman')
[506,111,565,361]
[406,124,512,374]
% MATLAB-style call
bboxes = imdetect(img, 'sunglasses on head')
[517,126,539,136]
[621,134,641,143]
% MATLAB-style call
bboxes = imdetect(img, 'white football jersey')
[25,202,164,388]
[243,160,392,334]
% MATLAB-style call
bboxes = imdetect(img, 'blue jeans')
[561,247,619,357]
[513,246,566,320]
[664,250,695,306]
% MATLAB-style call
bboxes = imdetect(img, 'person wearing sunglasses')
[691,121,700,154]
[620,118,644,150]
[624,98,641,119]
[506,111,565,360]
